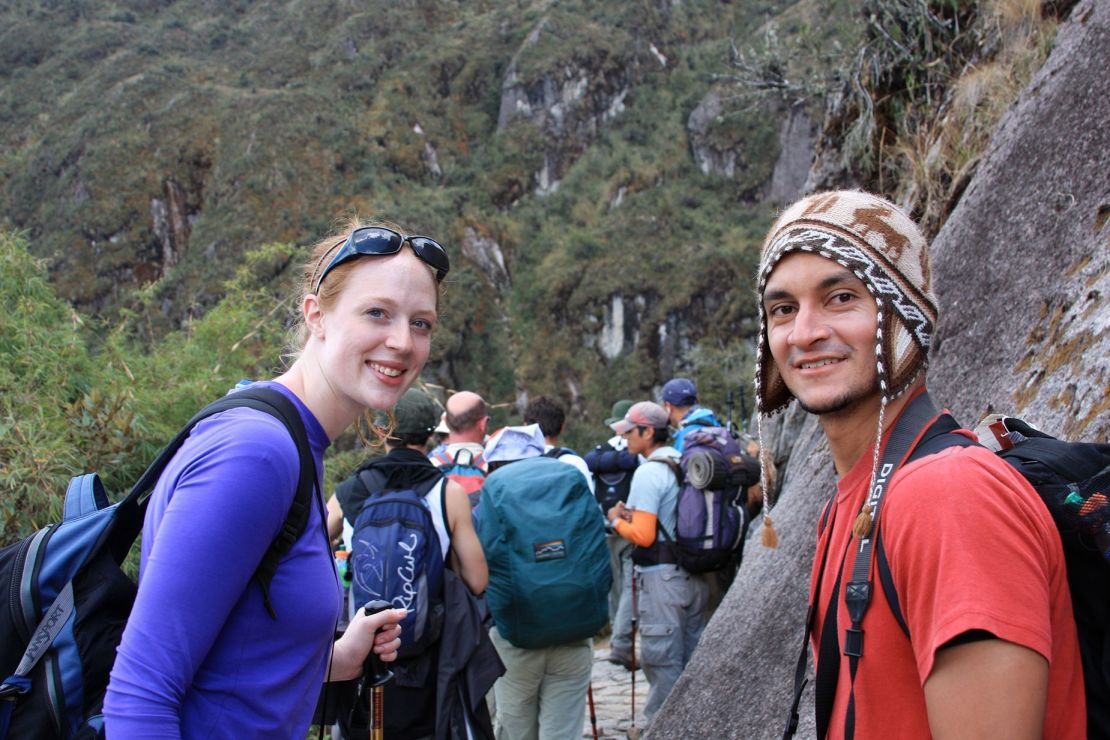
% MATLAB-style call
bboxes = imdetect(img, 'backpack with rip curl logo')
[348,470,447,658]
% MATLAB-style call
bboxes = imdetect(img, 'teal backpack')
[477,457,611,649]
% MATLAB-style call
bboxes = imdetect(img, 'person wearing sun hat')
[756,190,1083,738]
[606,401,706,727]
[584,399,642,670]
[479,422,599,740]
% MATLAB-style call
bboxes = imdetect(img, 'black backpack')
[584,442,639,513]
[785,392,1110,739]
[0,387,316,739]
[931,414,1110,740]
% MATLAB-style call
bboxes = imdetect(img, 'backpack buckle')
[843,627,864,658]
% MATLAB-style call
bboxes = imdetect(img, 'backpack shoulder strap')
[648,456,682,480]
[452,448,474,466]
[220,387,317,620]
[356,466,388,500]
[874,412,976,637]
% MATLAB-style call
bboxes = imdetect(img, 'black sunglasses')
[313,226,450,293]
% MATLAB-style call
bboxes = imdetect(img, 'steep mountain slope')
[0,0,858,443]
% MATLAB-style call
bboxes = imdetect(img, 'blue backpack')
[477,457,610,649]
[0,387,316,740]
[348,471,447,658]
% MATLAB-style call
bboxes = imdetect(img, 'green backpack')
[477,457,611,649]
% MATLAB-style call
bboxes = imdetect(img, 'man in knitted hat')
[607,401,707,728]
[756,191,1084,738]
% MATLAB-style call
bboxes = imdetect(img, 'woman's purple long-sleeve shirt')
[104,382,340,738]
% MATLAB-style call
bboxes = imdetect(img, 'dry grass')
[891,0,1058,236]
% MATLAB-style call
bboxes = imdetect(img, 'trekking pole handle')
[362,600,396,688]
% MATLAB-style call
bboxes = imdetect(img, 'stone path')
[581,639,648,739]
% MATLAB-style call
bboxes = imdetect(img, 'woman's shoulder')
[174,405,303,493]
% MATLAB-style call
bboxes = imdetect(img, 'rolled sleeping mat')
[686,450,729,490]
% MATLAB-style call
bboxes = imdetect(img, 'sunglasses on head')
[313,226,450,294]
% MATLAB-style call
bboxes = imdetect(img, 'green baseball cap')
[605,399,636,426]
[375,389,438,437]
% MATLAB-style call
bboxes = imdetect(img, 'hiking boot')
[606,648,635,671]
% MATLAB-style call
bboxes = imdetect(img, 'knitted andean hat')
[756,190,936,415]
[753,190,937,546]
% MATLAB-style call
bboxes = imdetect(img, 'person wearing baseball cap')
[661,377,723,452]
[326,388,490,737]
[606,401,707,728]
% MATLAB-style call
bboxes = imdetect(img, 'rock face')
[150,179,192,269]
[646,2,1109,737]
[496,17,634,194]
[927,0,1110,441]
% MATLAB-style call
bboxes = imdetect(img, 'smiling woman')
[102,218,448,738]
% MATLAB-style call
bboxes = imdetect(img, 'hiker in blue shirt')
[661,377,723,452]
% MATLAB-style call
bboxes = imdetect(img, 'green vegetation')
[0,0,1060,541]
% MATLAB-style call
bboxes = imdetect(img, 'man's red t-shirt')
[810,408,1086,738]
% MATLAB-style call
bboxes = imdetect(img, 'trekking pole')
[726,389,735,436]
[587,682,599,740]
[629,572,639,740]
[362,601,396,740]
[738,386,749,434]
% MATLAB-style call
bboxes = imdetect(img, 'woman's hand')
[328,607,406,682]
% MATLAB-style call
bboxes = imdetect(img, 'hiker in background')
[758,191,1083,738]
[428,411,451,457]
[479,424,609,740]
[606,402,706,729]
[103,219,449,736]
[332,387,493,739]
[584,399,640,671]
[661,377,723,452]
[523,394,595,494]
[430,390,490,508]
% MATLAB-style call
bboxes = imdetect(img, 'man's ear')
[303,294,326,339]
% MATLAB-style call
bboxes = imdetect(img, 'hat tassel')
[761,515,779,549]
[852,504,874,539]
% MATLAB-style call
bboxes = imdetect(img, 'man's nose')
[789,304,831,347]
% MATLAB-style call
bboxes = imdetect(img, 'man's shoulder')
[635,448,681,482]
[885,442,1052,533]
[682,407,721,426]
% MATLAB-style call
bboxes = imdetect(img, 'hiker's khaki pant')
[489,627,592,740]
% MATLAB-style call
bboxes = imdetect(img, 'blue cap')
[662,378,698,406]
